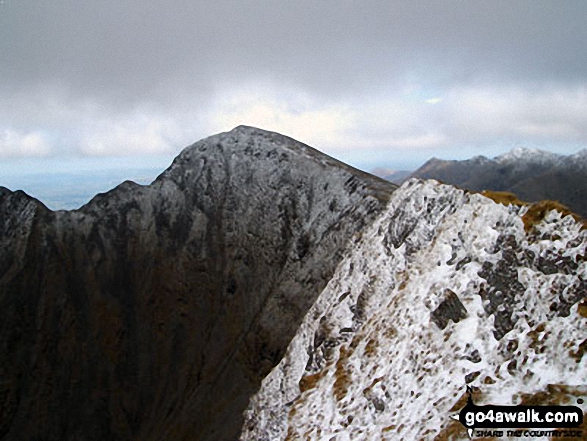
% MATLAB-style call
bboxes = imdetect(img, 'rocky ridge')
[0,126,395,441]
[241,179,587,440]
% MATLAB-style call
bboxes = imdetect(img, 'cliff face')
[0,126,396,441]
[241,179,587,440]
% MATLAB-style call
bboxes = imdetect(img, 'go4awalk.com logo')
[451,387,584,439]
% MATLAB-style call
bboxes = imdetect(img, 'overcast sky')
[1,0,587,171]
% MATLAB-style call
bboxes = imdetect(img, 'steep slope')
[404,147,587,217]
[241,179,587,440]
[0,126,396,441]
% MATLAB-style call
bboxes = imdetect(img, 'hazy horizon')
[1,140,584,210]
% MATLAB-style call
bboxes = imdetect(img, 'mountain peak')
[2,128,585,441]
[495,146,560,164]
[164,126,394,203]
[571,148,587,160]
[0,128,396,441]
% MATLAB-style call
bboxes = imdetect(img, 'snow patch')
[241,179,587,440]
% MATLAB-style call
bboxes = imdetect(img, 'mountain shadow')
[0,126,396,441]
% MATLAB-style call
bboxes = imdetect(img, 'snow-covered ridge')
[241,179,587,440]
[495,146,562,165]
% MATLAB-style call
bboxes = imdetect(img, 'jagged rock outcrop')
[241,179,587,440]
[0,126,396,441]
[403,147,587,217]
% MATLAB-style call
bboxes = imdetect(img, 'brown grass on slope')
[480,190,586,232]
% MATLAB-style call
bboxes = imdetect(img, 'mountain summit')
[494,146,562,165]
[0,126,395,441]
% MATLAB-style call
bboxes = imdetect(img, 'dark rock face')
[0,126,396,441]
[431,289,468,330]
[477,234,527,340]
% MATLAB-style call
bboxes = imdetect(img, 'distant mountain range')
[370,167,412,184]
[402,147,587,217]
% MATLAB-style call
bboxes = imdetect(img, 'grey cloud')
[1,0,587,159]
[3,0,587,103]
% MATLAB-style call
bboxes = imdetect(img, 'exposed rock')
[431,289,468,330]
[0,126,396,441]
[241,179,587,440]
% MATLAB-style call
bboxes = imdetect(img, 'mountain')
[0,126,396,441]
[241,179,587,440]
[2,130,586,441]
[404,147,587,218]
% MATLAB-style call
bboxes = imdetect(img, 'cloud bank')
[1,0,587,163]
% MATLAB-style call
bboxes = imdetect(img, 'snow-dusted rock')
[495,146,563,167]
[241,179,587,440]
[0,127,395,441]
